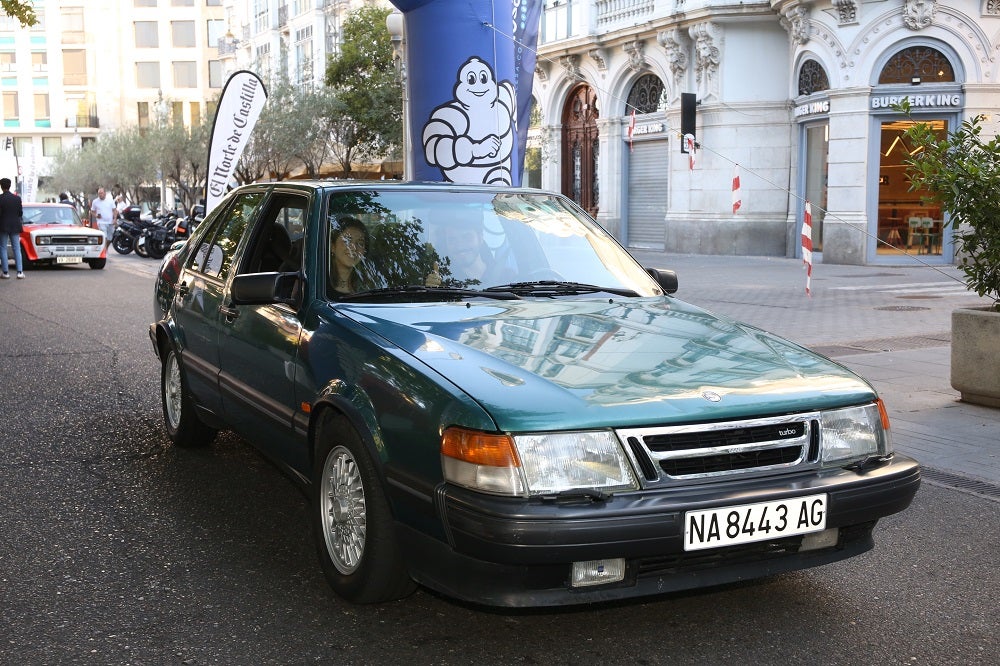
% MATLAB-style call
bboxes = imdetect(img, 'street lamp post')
[386,10,410,181]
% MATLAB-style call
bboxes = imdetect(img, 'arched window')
[798,59,829,96]
[625,73,664,114]
[878,46,954,84]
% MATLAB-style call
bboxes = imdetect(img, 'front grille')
[51,237,92,245]
[618,414,819,486]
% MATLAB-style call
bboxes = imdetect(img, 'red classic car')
[15,202,107,270]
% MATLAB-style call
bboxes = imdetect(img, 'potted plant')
[899,100,1000,407]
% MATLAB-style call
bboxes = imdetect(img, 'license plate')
[683,494,827,551]
[56,256,83,264]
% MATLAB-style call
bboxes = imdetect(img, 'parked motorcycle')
[111,205,144,255]
[139,212,183,260]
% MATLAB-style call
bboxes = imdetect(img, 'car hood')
[26,224,98,233]
[341,297,876,432]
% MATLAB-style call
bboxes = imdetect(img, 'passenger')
[330,216,369,295]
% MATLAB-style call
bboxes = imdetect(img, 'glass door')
[877,119,946,257]
[803,124,829,252]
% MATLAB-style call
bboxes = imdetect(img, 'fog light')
[570,558,625,587]
[800,528,839,551]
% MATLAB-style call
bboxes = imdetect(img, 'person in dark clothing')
[0,177,24,279]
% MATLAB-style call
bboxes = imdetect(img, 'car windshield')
[325,189,660,300]
[23,206,83,226]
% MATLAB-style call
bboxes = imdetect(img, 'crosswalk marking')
[830,281,967,291]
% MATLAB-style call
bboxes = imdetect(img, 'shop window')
[798,60,829,96]
[878,46,954,85]
[625,74,664,114]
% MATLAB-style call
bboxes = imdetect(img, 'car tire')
[87,258,106,269]
[161,348,216,448]
[312,413,415,604]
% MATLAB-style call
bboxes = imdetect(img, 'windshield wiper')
[337,285,520,302]
[484,280,640,298]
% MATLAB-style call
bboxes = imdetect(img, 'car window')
[189,191,265,279]
[240,193,308,274]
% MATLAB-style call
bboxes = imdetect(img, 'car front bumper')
[398,455,920,607]
[26,243,106,263]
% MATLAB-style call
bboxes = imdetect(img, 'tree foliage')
[2,0,36,26]
[325,5,402,176]
[900,100,1000,310]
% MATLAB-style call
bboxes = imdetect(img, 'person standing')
[0,176,24,279]
[90,187,116,251]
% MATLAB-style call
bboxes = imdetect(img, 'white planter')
[951,306,1000,408]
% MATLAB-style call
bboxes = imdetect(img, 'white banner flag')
[205,70,267,214]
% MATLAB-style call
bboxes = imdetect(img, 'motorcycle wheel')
[112,231,134,255]
[135,235,150,258]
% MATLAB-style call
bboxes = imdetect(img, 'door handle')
[219,304,240,321]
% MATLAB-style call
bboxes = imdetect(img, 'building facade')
[530,0,1000,266]
[0,0,227,199]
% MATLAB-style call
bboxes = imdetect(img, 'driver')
[425,214,516,287]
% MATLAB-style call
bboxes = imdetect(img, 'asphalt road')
[0,254,997,666]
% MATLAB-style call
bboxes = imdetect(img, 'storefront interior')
[876,119,946,256]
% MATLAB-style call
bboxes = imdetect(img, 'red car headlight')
[36,236,51,245]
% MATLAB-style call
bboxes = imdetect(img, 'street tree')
[151,120,210,212]
[1,0,36,26]
[325,4,402,177]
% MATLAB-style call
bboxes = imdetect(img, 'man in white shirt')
[90,187,117,251]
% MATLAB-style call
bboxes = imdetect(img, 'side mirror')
[646,268,678,294]
[231,271,302,306]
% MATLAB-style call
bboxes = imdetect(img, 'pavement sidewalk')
[627,250,1000,493]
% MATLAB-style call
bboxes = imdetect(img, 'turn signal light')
[441,427,520,467]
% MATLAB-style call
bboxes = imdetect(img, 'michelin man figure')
[422,57,516,185]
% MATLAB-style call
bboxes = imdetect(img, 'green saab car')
[150,181,919,607]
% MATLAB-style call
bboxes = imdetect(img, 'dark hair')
[0,178,10,190]
[332,216,369,247]
[330,216,370,294]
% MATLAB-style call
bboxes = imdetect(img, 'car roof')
[24,202,76,208]
[237,180,545,194]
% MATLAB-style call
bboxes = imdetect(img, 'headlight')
[820,400,893,465]
[441,427,638,497]
[88,236,102,245]
[36,236,50,245]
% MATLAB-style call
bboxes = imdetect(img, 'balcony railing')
[66,115,99,129]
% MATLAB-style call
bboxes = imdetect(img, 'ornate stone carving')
[535,60,550,83]
[560,54,582,81]
[903,0,937,30]
[833,0,858,26]
[623,40,648,72]
[689,22,721,102]
[987,0,1000,16]
[588,47,608,72]
[657,28,688,101]
[781,6,811,45]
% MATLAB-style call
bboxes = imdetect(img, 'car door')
[216,191,311,473]
[171,190,267,417]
